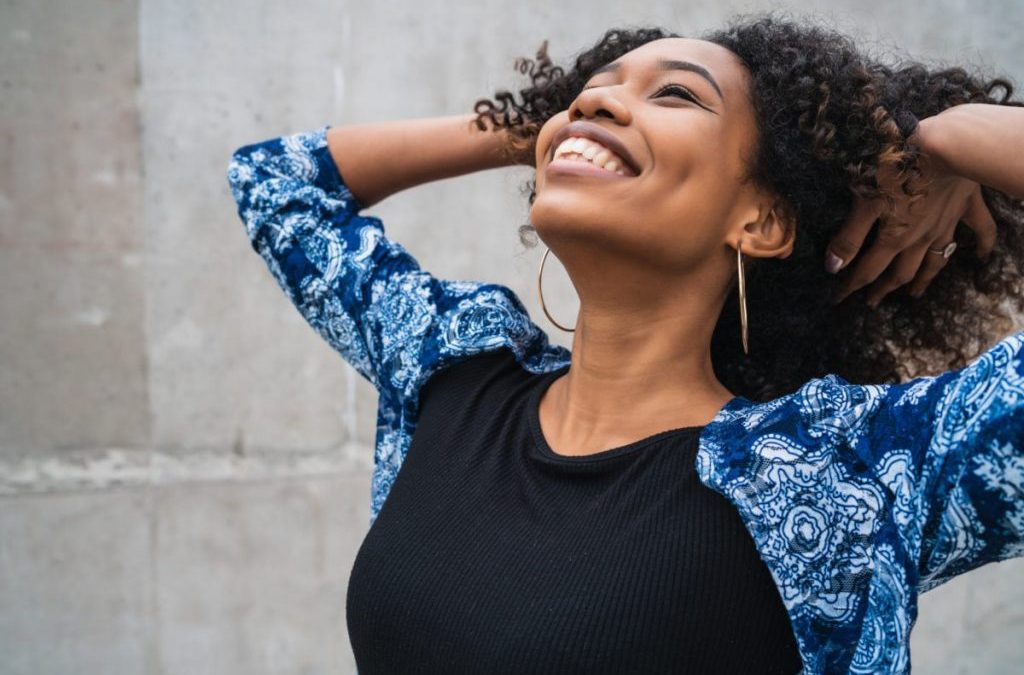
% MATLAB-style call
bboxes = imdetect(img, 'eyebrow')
[590,58,725,104]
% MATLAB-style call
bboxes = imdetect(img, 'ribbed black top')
[346,347,803,674]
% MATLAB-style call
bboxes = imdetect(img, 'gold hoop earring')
[737,238,749,355]
[537,246,576,332]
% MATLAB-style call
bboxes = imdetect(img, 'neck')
[539,266,738,456]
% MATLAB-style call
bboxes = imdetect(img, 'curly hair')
[471,10,1024,401]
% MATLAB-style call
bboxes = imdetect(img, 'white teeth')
[553,136,631,175]
[554,137,581,157]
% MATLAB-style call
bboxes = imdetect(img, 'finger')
[830,220,908,304]
[906,231,955,297]
[826,194,885,274]
[863,237,933,307]
[963,185,998,262]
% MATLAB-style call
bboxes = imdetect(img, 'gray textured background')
[2,1,1023,673]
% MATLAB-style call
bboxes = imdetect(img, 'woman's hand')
[826,114,998,307]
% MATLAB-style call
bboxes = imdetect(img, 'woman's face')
[531,37,771,277]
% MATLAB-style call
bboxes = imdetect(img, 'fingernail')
[825,252,845,274]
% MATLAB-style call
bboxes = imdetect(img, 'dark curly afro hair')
[471,10,1024,402]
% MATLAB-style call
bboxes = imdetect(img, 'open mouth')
[549,136,637,177]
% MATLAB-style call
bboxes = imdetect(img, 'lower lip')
[545,157,635,179]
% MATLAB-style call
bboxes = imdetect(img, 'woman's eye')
[580,84,700,104]
[655,85,697,102]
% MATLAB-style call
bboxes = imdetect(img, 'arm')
[917,103,1024,199]
[861,328,1024,592]
[226,119,564,404]
[326,113,521,208]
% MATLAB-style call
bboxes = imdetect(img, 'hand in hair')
[826,115,998,307]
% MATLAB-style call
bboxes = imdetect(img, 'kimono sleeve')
[226,125,557,405]
[870,328,1024,593]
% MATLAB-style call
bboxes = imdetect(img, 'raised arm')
[226,116,567,406]
[326,113,520,208]
[859,329,1024,592]
[917,103,1024,200]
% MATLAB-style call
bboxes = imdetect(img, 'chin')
[529,194,617,245]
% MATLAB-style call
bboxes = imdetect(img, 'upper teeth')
[554,136,630,175]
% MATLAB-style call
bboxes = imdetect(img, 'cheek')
[643,143,738,217]
[633,171,738,252]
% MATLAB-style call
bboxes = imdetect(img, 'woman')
[227,13,1024,675]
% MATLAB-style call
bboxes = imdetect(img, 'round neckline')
[527,364,711,463]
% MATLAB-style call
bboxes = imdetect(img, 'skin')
[529,37,795,457]
[827,112,1002,306]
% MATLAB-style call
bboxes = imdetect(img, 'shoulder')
[697,374,903,483]
[379,278,571,404]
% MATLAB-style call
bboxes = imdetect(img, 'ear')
[734,201,796,259]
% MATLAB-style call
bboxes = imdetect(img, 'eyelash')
[581,83,698,103]
[654,84,698,102]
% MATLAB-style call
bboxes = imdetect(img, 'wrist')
[912,112,957,178]
[467,111,537,168]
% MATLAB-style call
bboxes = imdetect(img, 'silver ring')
[927,241,957,259]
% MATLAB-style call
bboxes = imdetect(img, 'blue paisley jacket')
[227,125,1024,675]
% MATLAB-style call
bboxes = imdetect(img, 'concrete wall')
[2,0,1022,672]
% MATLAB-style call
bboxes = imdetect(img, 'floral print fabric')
[227,125,1023,674]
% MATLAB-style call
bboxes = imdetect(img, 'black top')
[346,347,803,674]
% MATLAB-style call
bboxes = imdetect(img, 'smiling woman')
[228,9,1024,675]
[473,20,1024,401]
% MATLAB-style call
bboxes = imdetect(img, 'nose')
[567,86,632,124]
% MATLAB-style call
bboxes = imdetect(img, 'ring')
[927,241,957,259]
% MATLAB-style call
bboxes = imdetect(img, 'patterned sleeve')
[864,328,1024,593]
[226,125,567,407]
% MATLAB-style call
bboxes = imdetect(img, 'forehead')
[603,37,748,98]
